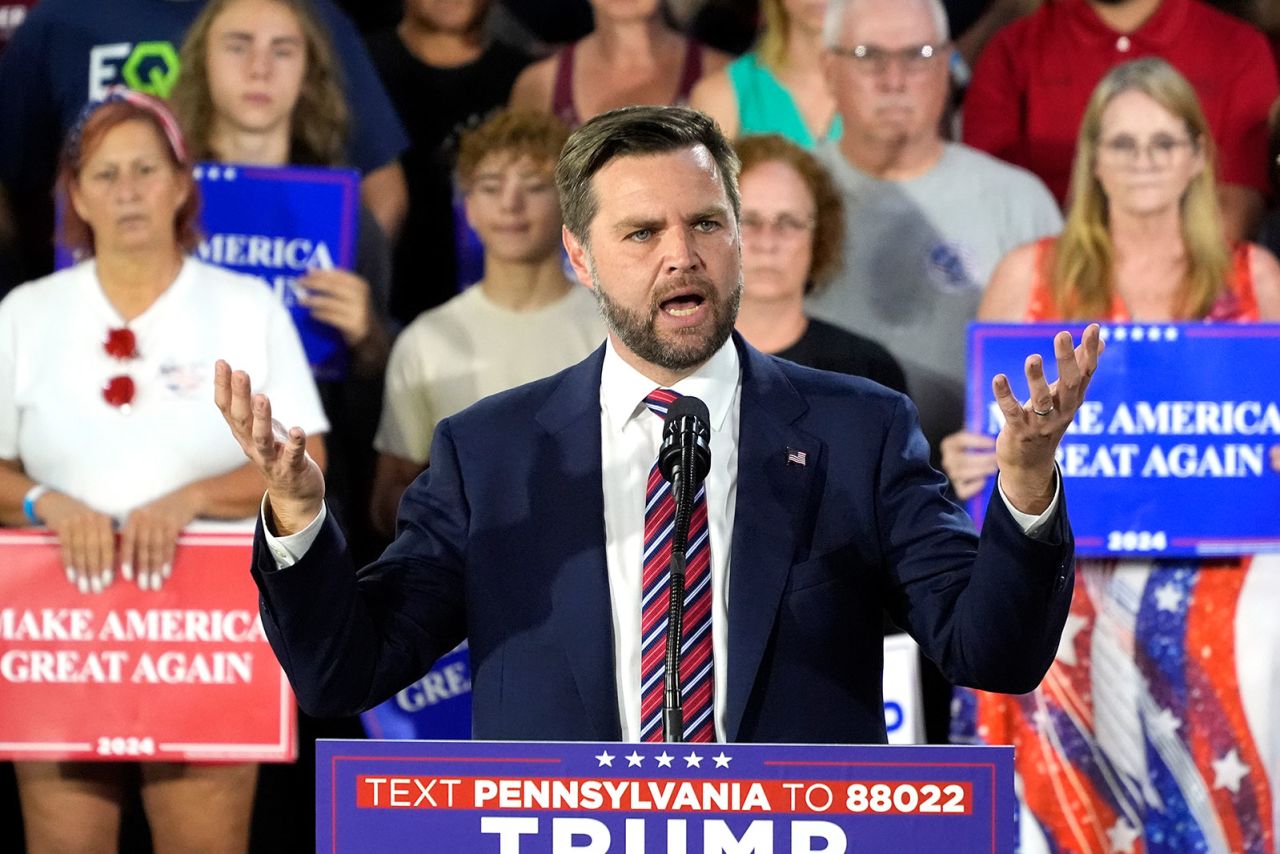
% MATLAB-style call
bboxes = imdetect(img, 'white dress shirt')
[598,337,741,742]
[264,336,1060,742]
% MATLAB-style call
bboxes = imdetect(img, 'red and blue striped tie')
[640,388,715,743]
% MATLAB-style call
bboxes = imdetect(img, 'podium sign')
[0,528,295,762]
[968,322,1280,556]
[318,739,1013,852]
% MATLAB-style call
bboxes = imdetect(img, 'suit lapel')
[535,346,622,740]
[725,342,823,742]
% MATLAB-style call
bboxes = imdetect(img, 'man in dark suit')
[214,106,1102,744]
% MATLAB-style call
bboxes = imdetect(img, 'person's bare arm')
[699,45,732,77]
[1218,183,1265,243]
[978,241,1041,322]
[370,452,426,539]
[361,161,408,242]
[688,69,740,139]
[509,58,556,113]
[1249,242,1280,320]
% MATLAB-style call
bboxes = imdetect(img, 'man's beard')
[588,259,742,374]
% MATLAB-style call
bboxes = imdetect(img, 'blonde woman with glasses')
[945,58,1280,853]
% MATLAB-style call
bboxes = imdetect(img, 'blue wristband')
[22,485,48,526]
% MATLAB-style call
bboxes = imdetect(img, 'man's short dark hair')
[554,105,741,243]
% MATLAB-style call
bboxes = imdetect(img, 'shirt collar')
[1067,0,1186,49]
[599,334,740,433]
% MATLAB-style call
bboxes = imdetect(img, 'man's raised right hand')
[213,360,325,536]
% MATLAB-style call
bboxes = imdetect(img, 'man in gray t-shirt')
[814,0,1062,459]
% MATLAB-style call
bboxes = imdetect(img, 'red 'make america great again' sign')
[0,528,295,762]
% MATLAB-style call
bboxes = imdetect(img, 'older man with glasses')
[812,0,1061,465]
[811,0,1063,743]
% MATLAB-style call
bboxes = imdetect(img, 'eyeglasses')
[740,212,816,240]
[102,327,139,412]
[828,42,948,76]
[1098,133,1195,166]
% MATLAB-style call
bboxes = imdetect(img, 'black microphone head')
[663,395,711,433]
[658,395,711,485]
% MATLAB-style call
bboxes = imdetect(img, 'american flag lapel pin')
[786,447,807,467]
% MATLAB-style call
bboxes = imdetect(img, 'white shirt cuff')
[260,493,327,569]
[996,469,1061,541]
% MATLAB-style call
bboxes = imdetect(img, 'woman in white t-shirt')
[0,91,327,852]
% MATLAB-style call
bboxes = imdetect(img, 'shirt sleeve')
[259,494,328,569]
[997,469,1061,541]
[960,25,1025,168]
[312,0,408,174]
[373,330,435,464]
[1212,28,1279,194]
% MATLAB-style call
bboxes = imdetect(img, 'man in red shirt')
[964,0,1278,239]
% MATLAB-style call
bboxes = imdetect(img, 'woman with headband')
[0,90,327,852]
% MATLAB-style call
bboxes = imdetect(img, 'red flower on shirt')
[104,328,138,359]
[102,375,136,408]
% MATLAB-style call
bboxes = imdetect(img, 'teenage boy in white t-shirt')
[370,109,605,536]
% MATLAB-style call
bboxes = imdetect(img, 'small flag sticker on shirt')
[786,448,807,466]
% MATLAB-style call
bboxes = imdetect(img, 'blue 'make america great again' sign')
[968,323,1280,557]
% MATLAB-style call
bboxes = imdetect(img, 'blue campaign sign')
[360,643,473,741]
[317,739,1013,853]
[967,322,1280,557]
[193,163,359,381]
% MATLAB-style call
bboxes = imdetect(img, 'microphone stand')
[663,439,697,743]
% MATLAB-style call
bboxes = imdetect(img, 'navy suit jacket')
[252,336,1074,743]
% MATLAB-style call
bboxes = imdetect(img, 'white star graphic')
[1106,818,1141,854]
[595,750,615,768]
[625,751,644,768]
[1114,326,1128,341]
[1031,707,1054,733]
[1154,583,1184,613]
[1164,327,1179,341]
[1056,613,1089,666]
[1147,326,1161,342]
[1147,707,1182,741]
[1212,748,1249,794]
[713,752,732,768]
[684,751,703,768]
[1131,326,1146,341]
[1099,326,1111,341]
[655,751,674,768]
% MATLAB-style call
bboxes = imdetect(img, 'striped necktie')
[640,388,715,742]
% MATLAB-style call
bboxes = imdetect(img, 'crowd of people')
[0,0,1278,851]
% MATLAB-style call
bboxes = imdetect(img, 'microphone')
[657,396,711,743]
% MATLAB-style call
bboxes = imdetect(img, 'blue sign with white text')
[967,322,1280,556]
[360,643,472,741]
[193,163,358,381]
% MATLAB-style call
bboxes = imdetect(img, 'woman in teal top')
[690,0,840,148]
